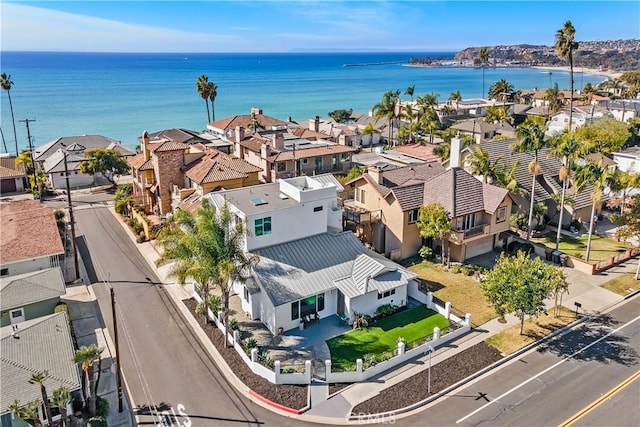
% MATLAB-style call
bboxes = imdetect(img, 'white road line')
[456,314,640,424]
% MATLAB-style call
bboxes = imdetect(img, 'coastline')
[531,65,622,81]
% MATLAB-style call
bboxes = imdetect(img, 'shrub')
[227,317,239,331]
[207,295,222,314]
[418,245,433,260]
[96,396,109,418]
[460,266,471,276]
[352,312,369,330]
[244,338,258,352]
[87,418,107,427]
[450,265,462,274]
[374,304,397,319]
[258,350,274,370]
[136,234,146,243]
[395,336,405,345]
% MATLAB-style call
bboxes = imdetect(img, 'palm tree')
[449,89,462,104]
[361,123,380,151]
[416,92,439,112]
[404,85,415,101]
[74,344,102,417]
[372,90,400,147]
[555,20,579,131]
[548,131,580,252]
[209,82,218,122]
[420,109,439,144]
[532,201,548,228]
[466,145,502,183]
[196,74,212,123]
[511,121,547,240]
[573,161,612,261]
[1,72,18,156]
[157,201,257,347]
[479,47,489,97]
[488,79,514,101]
[51,387,72,427]
[545,83,564,117]
[495,160,528,197]
[29,371,52,426]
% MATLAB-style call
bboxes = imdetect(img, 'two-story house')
[205,174,417,334]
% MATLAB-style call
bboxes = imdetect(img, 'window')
[356,188,366,204]
[378,290,394,299]
[243,286,249,301]
[408,209,420,224]
[243,147,249,156]
[10,309,23,319]
[496,206,507,223]
[341,153,351,161]
[300,295,317,317]
[317,293,325,312]
[291,301,299,320]
[277,162,286,172]
[254,217,272,236]
[0,268,8,276]
[461,213,476,230]
[302,158,308,164]
[313,206,323,212]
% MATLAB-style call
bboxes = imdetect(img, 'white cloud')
[1,3,241,52]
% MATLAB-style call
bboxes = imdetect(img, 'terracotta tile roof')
[183,148,261,185]
[0,201,64,264]
[128,154,154,171]
[0,165,25,178]
[390,143,440,162]
[0,156,23,172]
[291,127,331,141]
[149,140,189,152]
[267,144,356,162]
[237,134,267,152]
[209,114,289,132]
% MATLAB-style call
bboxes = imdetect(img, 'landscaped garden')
[326,305,449,369]
[407,260,497,325]
[531,231,630,262]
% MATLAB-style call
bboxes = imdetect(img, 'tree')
[196,74,212,123]
[574,117,630,154]
[15,149,34,175]
[345,166,366,181]
[372,90,400,147]
[328,108,353,124]
[548,130,580,252]
[488,79,514,101]
[466,145,502,183]
[157,201,258,347]
[29,371,52,426]
[420,109,440,144]
[209,81,218,122]
[360,123,380,151]
[10,400,43,427]
[449,89,462,104]
[555,20,579,130]
[485,106,509,123]
[1,72,18,156]
[532,201,548,228]
[417,203,452,265]
[494,160,528,197]
[608,170,640,215]
[79,148,130,186]
[511,121,547,240]
[51,387,72,427]
[74,344,103,417]
[572,161,613,261]
[479,47,489,97]
[545,83,564,117]
[612,194,640,244]
[404,84,415,101]
[482,251,567,334]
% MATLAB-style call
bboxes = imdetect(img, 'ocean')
[0,51,607,153]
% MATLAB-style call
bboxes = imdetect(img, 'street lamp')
[426,344,434,393]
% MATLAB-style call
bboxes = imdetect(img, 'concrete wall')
[50,171,98,190]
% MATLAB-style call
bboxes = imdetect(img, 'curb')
[248,390,303,415]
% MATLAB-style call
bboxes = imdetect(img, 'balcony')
[341,200,380,225]
[450,223,490,244]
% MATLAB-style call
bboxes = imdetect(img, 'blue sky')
[2,1,639,52]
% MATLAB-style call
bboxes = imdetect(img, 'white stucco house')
[205,174,418,334]
[612,146,640,174]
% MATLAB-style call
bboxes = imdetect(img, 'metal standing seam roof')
[0,312,81,414]
[252,232,416,306]
[0,267,66,311]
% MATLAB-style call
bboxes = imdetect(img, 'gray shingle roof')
[34,135,134,162]
[1,313,81,414]
[253,232,416,306]
[390,183,426,212]
[0,268,66,311]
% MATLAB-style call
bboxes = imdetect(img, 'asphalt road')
[401,297,640,427]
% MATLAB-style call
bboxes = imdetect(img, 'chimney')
[235,126,245,143]
[450,136,462,169]
[251,107,263,115]
[142,130,150,161]
[273,133,285,150]
[368,165,383,184]
[261,143,271,160]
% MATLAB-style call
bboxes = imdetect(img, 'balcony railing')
[450,224,490,244]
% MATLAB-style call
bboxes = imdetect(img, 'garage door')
[465,237,494,260]
[0,178,16,194]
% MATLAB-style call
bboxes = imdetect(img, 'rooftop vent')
[278,194,289,200]
[250,198,268,206]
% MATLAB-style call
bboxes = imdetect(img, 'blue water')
[0,51,607,153]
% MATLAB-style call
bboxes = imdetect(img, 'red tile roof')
[127,154,154,171]
[183,148,261,185]
[0,165,25,179]
[391,143,440,162]
[267,144,356,162]
[209,114,289,132]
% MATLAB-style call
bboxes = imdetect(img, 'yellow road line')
[559,370,640,427]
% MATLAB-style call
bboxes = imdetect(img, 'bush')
[227,317,239,331]
[460,266,471,276]
[244,338,258,352]
[136,234,146,243]
[96,396,109,418]
[450,265,462,274]
[374,304,397,319]
[258,350,274,370]
[418,245,433,260]
[87,418,107,427]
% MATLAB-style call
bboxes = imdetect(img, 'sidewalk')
[111,205,635,423]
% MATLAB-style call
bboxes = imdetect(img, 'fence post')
[465,313,472,327]
[445,302,451,320]
[274,361,281,384]
[356,358,363,373]
[305,360,312,384]
[426,291,433,309]
[251,348,259,363]
[233,329,240,345]
[433,326,440,341]
[398,341,405,355]
[325,360,332,378]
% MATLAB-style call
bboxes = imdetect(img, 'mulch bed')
[183,298,308,410]
[328,383,349,396]
[352,342,503,415]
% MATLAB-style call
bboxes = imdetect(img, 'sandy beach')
[532,65,622,81]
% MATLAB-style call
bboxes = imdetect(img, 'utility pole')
[111,288,124,413]
[63,150,80,281]
[19,119,37,197]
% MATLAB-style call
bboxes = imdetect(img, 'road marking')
[456,314,640,424]
[558,370,640,427]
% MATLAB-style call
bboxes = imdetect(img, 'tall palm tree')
[372,90,400,147]
[29,371,52,426]
[548,130,579,252]
[209,82,218,122]
[466,145,502,183]
[545,83,564,117]
[1,73,18,156]
[404,84,415,101]
[196,74,212,123]
[495,160,528,197]
[157,201,257,347]
[449,89,462,109]
[555,20,579,131]
[573,161,612,261]
[511,121,547,240]
[416,92,439,112]
[488,79,514,101]
[51,387,72,427]
[479,47,489,97]
[74,344,102,417]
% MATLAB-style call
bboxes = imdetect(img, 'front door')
[337,290,345,315]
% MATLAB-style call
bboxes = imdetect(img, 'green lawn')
[531,231,630,262]
[601,273,640,296]
[408,261,497,325]
[326,306,449,368]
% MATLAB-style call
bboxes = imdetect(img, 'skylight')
[250,198,268,206]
